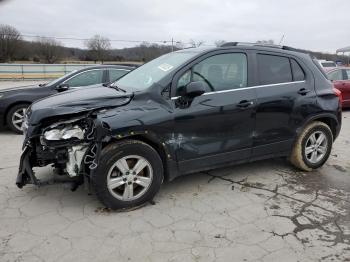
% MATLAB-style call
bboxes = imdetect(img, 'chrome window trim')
[171,80,306,100]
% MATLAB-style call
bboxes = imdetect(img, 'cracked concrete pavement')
[0,111,349,262]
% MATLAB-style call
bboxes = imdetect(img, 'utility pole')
[171,38,174,52]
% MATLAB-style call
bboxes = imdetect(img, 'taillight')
[333,87,343,105]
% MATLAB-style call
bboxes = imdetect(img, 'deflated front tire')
[92,140,164,210]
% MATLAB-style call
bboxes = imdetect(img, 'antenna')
[279,34,285,45]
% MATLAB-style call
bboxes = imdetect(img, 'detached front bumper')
[16,146,39,188]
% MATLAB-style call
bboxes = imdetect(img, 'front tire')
[290,121,333,171]
[6,103,29,134]
[92,140,163,210]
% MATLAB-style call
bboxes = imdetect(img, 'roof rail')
[220,42,283,49]
[281,46,310,54]
[220,42,310,54]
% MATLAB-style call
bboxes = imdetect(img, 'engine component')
[66,145,88,177]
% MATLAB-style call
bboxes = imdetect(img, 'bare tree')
[189,39,205,48]
[35,37,63,63]
[215,40,226,47]
[0,24,21,62]
[175,41,185,49]
[85,35,111,63]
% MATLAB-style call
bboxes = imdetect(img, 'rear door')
[253,53,315,157]
[170,51,256,172]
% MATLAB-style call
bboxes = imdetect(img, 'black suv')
[17,43,342,210]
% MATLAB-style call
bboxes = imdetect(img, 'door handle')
[237,100,254,108]
[298,88,310,95]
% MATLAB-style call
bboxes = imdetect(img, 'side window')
[109,69,128,82]
[176,70,191,94]
[291,59,305,81]
[176,53,247,95]
[257,54,292,85]
[65,70,103,87]
[327,70,343,81]
[344,69,350,80]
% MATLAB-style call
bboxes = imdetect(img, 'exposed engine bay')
[17,114,111,190]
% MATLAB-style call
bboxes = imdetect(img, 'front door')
[170,51,256,173]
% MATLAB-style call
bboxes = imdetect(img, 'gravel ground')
[0,108,349,261]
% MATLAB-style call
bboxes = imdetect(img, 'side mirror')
[184,81,205,98]
[55,83,69,92]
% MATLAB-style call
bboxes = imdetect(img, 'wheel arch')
[297,113,339,141]
[105,134,171,181]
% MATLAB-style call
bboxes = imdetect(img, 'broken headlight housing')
[42,118,88,142]
[44,125,85,141]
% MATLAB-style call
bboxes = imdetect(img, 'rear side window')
[345,69,350,80]
[327,70,343,81]
[291,59,305,81]
[257,54,292,85]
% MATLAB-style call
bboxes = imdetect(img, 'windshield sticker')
[158,63,173,72]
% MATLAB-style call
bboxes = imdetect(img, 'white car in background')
[318,60,337,68]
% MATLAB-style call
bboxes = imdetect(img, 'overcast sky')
[0,0,349,53]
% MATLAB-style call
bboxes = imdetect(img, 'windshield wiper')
[104,82,126,93]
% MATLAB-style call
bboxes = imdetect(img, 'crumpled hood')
[28,86,133,125]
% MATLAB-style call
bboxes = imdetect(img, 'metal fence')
[0,64,96,80]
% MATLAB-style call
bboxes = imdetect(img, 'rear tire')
[6,103,29,134]
[92,140,163,210]
[290,121,333,171]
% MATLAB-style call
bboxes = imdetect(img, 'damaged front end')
[16,114,110,190]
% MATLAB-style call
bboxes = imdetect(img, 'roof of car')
[177,44,311,60]
[77,65,134,71]
[69,65,134,75]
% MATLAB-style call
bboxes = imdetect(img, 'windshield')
[45,70,78,86]
[115,51,199,92]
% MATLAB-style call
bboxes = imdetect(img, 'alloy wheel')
[11,107,26,132]
[304,130,328,164]
[107,155,153,201]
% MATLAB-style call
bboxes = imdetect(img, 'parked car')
[0,65,133,133]
[327,67,350,108]
[318,60,337,68]
[17,43,342,210]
